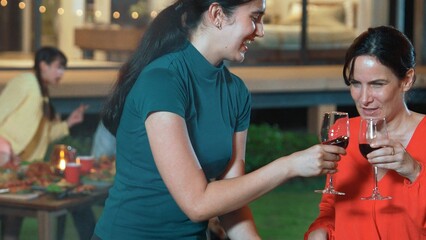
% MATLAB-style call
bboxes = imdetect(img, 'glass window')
[0,0,424,67]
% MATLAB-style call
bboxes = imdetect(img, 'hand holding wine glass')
[315,112,350,195]
[359,117,392,200]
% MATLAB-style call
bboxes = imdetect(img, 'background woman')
[0,46,91,240]
[0,46,87,164]
[94,1,344,239]
[306,26,426,239]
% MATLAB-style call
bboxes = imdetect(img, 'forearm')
[196,157,297,220]
[402,162,426,229]
[49,121,69,142]
[220,206,260,240]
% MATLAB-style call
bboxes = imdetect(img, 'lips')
[241,39,253,51]
[360,107,379,117]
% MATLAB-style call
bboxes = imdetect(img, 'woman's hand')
[369,139,421,182]
[66,104,89,128]
[287,144,346,178]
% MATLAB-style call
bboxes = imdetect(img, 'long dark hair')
[102,0,254,136]
[33,46,67,120]
[343,25,416,85]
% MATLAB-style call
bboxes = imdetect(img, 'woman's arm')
[0,75,33,124]
[146,111,344,222]
[48,120,70,142]
[66,104,89,128]
[217,131,259,239]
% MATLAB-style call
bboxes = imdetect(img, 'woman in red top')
[305,26,426,239]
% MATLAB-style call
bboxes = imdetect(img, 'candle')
[59,158,66,171]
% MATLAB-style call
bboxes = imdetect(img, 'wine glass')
[315,112,350,195]
[359,117,392,200]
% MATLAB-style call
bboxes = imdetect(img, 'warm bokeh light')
[112,11,120,19]
[150,11,158,18]
[76,9,83,17]
[59,159,66,171]
[57,7,64,15]
[39,6,46,13]
[0,0,7,7]
[131,11,139,19]
[18,2,25,9]
[95,10,102,18]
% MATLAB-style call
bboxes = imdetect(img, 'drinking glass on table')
[359,117,392,200]
[315,112,350,195]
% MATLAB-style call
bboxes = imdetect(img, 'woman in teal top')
[94,1,345,239]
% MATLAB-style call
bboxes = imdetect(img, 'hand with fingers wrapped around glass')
[306,26,426,240]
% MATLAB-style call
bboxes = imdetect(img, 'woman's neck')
[387,110,423,147]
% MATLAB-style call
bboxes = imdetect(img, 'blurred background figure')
[0,137,12,166]
[0,46,92,240]
[91,121,116,159]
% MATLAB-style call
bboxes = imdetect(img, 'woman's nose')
[255,23,264,38]
[360,86,373,104]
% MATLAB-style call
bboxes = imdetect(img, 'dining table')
[0,186,109,240]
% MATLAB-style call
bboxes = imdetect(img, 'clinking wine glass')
[315,112,350,195]
[359,117,391,200]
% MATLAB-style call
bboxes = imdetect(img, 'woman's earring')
[216,21,222,30]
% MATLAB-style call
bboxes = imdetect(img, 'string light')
[112,11,120,19]
[94,10,102,18]
[39,5,46,13]
[18,1,25,9]
[2,3,158,23]
[76,9,83,17]
[131,11,139,19]
[57,7,64,15]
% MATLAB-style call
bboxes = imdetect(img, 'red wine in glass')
[359,144,380,158]
[323,136,349,148]
[315,112,350,195]
[359,118,391,200]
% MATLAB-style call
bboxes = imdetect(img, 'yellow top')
[0,73,69,161]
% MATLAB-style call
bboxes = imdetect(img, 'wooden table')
[0,187,109,240]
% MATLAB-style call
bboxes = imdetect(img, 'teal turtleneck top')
[95,42,251,239]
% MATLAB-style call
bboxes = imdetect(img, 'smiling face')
[349,55,413,121]
[40,58,66,86]
[220,0,265,62]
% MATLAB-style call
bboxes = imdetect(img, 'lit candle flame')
[59,159,66,171]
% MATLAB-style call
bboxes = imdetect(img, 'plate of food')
[0,190,41,200]
[0,161,62,200]
[81,156,115,188]
[0,166,42,200]
[33,181,97,199]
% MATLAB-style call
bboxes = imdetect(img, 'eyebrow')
[349,79,389,83]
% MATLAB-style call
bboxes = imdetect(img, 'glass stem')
[328,174,334,190]
[373,166,379,192]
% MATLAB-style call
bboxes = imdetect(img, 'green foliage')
[246,124,318,172]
